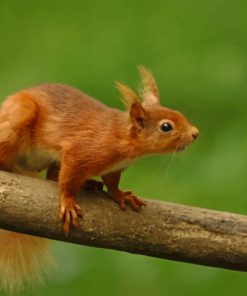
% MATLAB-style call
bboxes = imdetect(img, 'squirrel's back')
[0,82,126,174]
[27,83,109,112]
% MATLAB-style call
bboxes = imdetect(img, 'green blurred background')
[1,0,247,295]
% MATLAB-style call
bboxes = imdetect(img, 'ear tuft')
[115,82,139,109]
[138,65,160,107]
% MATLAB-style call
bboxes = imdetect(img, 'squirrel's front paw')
[59,195,82,234]
[112,190,146,211]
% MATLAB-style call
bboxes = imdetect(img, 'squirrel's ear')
[115,82,140,109]
[129,101,147,129]
[138,65,160,107]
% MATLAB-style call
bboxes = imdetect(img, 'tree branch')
[0,170,247,272]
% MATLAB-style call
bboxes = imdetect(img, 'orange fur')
[0,230,54,294]
[115,82,139,108]
[138,65,160,106]
[0,66,199,292]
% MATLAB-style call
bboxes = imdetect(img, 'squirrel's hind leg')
[0,94,54,293]
[0,93,38,171]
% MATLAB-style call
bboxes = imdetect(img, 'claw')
[75,204,83,218]
[63,221,70,234]
[119,199,126,210]
[71,209,78,227]
[111,190,146,211]
[60,195,82,234]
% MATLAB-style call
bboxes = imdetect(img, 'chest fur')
[99,158,135,176]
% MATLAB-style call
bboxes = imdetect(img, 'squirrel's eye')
[160,122,173,132]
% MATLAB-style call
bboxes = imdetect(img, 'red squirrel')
[0,66,198,292]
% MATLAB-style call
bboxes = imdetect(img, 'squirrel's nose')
[191,126,199,140]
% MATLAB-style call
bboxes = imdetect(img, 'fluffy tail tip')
[0,230,55,295]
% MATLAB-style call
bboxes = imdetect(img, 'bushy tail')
[0,229,55,294]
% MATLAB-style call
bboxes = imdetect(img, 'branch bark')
[0,170,247,272]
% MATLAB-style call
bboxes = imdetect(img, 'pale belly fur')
[13,148,60,173]
[13,148,135,176]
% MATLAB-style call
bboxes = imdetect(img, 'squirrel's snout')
[191,126,199,140]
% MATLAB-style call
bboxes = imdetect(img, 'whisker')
[161,143,180,182]
[162,154,175,183]
[182,150,187,163]
[158,154,168,170]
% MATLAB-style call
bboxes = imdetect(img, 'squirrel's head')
[116,66,199,155]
